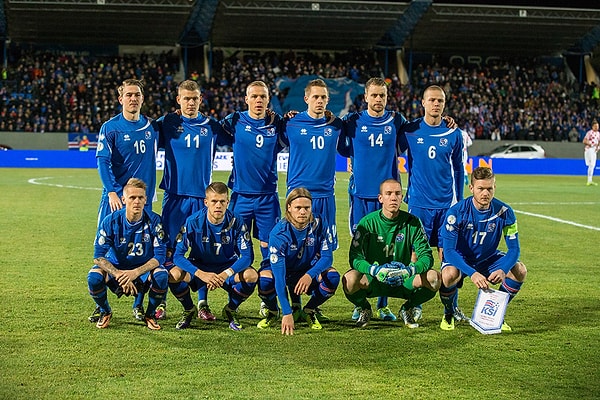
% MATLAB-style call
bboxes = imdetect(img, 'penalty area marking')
[514,209,600,232]
[28,177,101,191]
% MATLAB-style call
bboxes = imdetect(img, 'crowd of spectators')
[1,46,598,142]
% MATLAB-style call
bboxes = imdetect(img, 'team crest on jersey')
[266,127,275,135]
[439,138,448,147]
[300,128,307,135]
[395,233,405,242]
[487,223,496,232]
[222,235,230,244]
[143,233,150,242]
[417,137,424,144]
[361,125,368,132]
[200,127,208,136]
[384,126,392,134]
[324,128,332,136]
[145,131,152,139]
[306,237,314,246]
[124,134,131,141]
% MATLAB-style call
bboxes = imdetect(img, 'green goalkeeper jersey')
[349,209,433,275]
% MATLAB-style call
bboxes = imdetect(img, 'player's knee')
[87,269,105,290]
[342,269,362,293]
[152,267,169,290]
[241,267,258,283]
[511,261,527,281]
[168,266,186,283]
[441,265,461,286]
[322,268,340,292]
[426,269,442,291]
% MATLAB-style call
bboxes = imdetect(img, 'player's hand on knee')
[487,269,505,285]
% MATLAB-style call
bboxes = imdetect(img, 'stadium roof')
[3,0,600,59]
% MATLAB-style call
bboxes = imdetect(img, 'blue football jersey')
[399,119,464,208]
[94,209,167,269]
[340,110,407,198]
[158,112,223,198]
[268,216,333,315]
[173,209,253,276]
[96,113,158,200]
[282,111,343,197]
[441,197,520,275]
[221,111,284,194]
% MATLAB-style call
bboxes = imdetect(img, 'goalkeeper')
[343,179,441,328]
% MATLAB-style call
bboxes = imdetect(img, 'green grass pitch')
[0,168,598,399]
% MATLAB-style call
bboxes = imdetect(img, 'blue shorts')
[312,195,338,251]
[442,251,517,286]
[162,192,206,249]
[407,205,445,248]
[228,192,280,243]
[349,196,381,235]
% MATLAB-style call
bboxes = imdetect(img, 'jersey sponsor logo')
[466,223,474,230]
[177,125,184,133]
[417,137,424,144]
[270,254,278,263]
[240,240,247,250]
[324,128,332,136]
[202,236,209,243]
[270,246,277,254]
[300,128,307,135]
[395,233,405,242]
[119,238,126,244]
[361,125,368,132]
[123,134,131,141]
[377,235,384,242]
[290,244,298,251]
[322,240,329,251]
[245,125,252,132]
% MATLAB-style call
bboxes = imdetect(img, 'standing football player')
[154,79,225,321]
[170,182,257,331]
[220,80,285,269]
[397,84,464,327]
[91,79,159,324]
[337,77,408,322]
[583,119,600,186]
[439,167,527,331]
[87,178,168,330]
[257,188,340,334]
[343,179,440,328]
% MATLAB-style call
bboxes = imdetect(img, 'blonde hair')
[304,78,328,97]
[118,79,144,96]
[285,187,313,221]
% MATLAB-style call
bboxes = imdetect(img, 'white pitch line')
[28,177,101,191]
[514,209,600,231]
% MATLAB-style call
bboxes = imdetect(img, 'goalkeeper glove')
[389,261,416,278]
[369,262,400,285]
